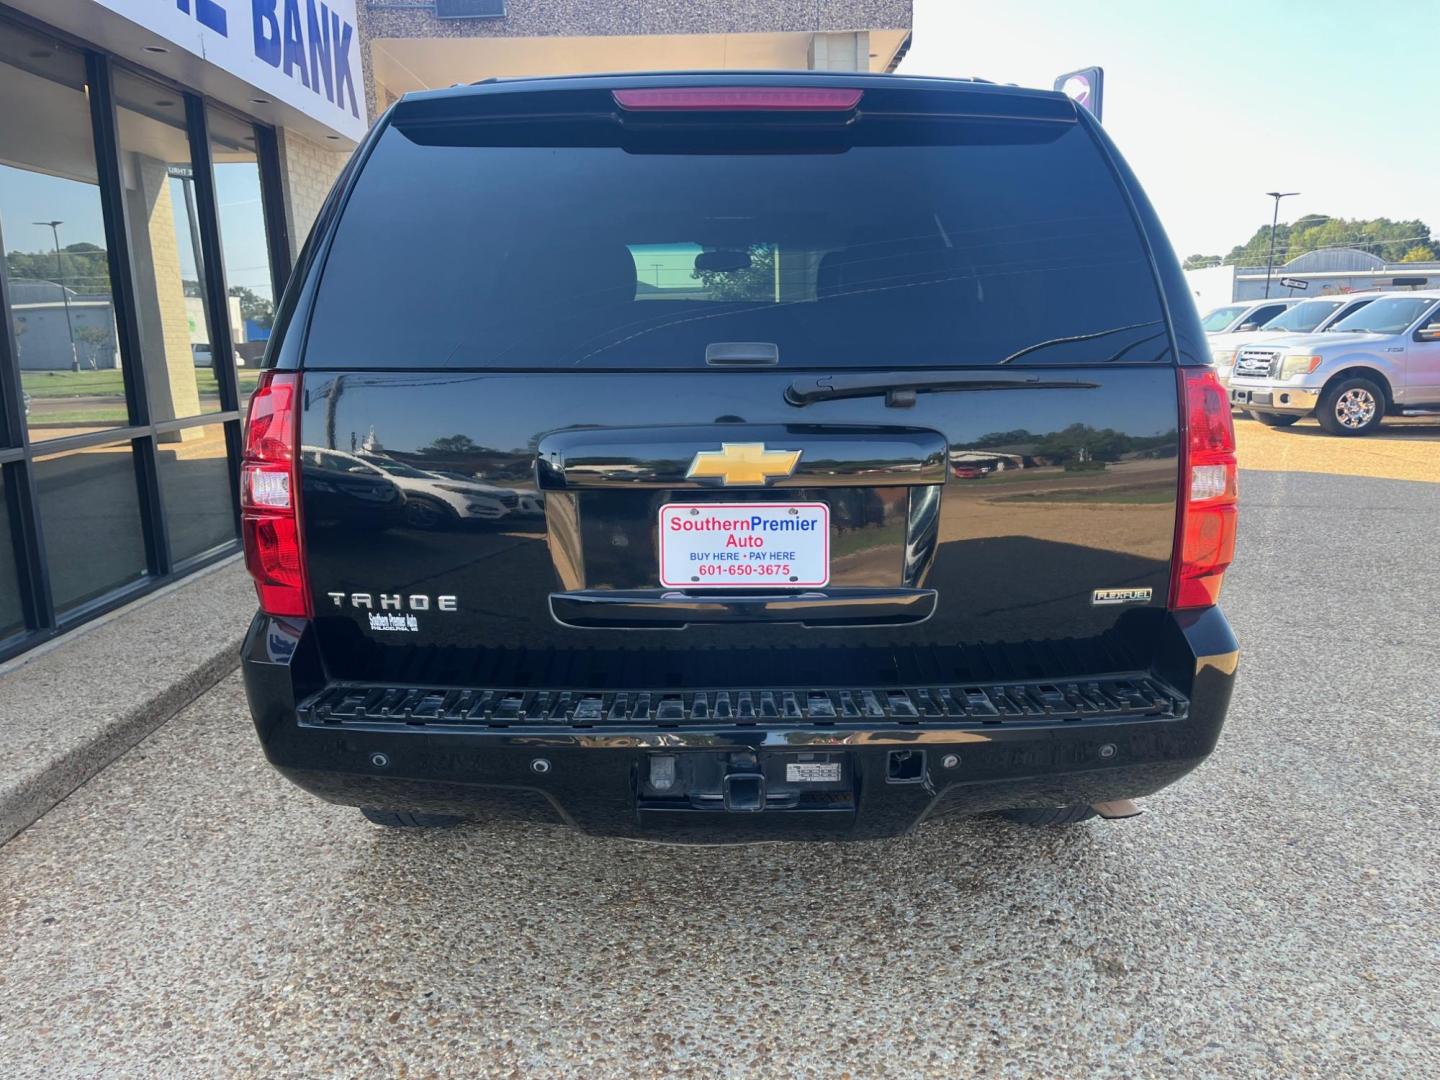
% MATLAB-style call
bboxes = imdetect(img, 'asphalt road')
[2,469,1438,1079]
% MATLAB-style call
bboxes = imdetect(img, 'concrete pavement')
[1,469,1438,1078]
[0,559,252,845]
[1233,413,1440,483]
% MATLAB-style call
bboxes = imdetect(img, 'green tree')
[967,425,1176,462]
[1217,215,1430,268]
[420,434,482,457]
[228,285,274,328]
[691,245,776,301]
[5,242,111,295]
[1398,244,1436,263]
[72,324,114,371]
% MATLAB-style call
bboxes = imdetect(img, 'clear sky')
[900,0,1440,260]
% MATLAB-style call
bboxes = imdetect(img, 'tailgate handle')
[550,588,937,629]
[706,342,779,367]
[537,424,947,490]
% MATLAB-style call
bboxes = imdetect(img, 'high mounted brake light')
[1169,368,1238,610]
[241,371,311,617]
[611,88,863,112]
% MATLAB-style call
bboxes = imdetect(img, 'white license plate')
[786,762,842,783]
[658,502,830,588]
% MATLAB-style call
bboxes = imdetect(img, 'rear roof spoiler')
[391,72,1079,127]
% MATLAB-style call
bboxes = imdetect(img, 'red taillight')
[1170,368,1238,610]
[612,87,863,112]
[241,371,311,617]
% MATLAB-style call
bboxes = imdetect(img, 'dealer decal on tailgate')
[658,503,830,588]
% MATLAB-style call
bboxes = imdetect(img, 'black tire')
[1248,410,1300,428]
[1316,376,1386,436]
[360,807,466,828]
[402,496,455,531]
[998,805,1098,826]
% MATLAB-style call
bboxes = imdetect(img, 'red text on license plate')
[657,502,830,588]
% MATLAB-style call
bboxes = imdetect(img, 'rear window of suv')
[305,106,1170,369]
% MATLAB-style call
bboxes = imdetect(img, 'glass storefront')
[155,422,235,565]
[114,68,217,424]
[0,9,289,657]
[33,442,148,613]
[0,472,22,639]
[207,106,275,414]
[0,24,123,444]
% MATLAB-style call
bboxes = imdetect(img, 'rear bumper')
[241,609,1238,842]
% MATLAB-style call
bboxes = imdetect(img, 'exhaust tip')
[1091,799,1142,820]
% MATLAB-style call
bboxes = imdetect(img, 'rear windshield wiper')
[785,370,1099,408]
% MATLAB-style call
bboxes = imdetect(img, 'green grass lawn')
[19,369,127,397]
[31,406,132,425]
[829,522,902,559]
[991,486,1173,505]
[21,367,261,401]
[963,467,1072,485]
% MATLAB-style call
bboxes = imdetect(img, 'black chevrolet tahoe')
[240,73,1239,842]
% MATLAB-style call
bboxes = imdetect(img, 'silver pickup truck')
[1228,291,1440,435]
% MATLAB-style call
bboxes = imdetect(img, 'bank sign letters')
[103,1,366,141]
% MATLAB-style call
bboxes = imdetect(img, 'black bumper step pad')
[352,634,1147,692]
[299,676,1184,730]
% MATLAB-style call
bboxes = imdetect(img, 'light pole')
[1263,192,1299,299]
[35,219,79,371]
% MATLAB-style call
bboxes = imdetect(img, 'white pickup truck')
[1227,291,1440,435]
[1210,293,1380,390]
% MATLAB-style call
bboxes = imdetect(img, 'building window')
[208,106,278,413]
[33,442,149,614]
[113,68,220,423]
[0,24,125,443]
[155,422,235,564]
[0,472,24,640]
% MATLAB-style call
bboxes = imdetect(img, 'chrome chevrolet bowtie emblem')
[686,443,802,486]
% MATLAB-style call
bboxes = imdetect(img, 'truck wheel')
[998,805,1098,826]
[360,807,466,828]
[1249,411,1299,427]
[402,496,454,530]
[1317,376,1385,436]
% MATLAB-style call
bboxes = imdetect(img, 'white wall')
[1183,265,1236,314]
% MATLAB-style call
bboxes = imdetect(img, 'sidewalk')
[0,559,252,844]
